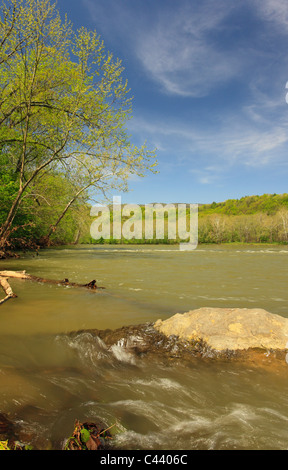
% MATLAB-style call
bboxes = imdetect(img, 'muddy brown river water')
[1,244,288,450]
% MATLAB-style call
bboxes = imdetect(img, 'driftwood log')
[0,271,105,306]
[0,276,18,305]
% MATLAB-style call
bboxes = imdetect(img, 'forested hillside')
[197,194,288,244]
[199,193,288,216]
[85,194,288,245]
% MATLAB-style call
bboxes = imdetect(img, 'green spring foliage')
[199,193,288,216]
[84,194,288,246]
[0,0,156,253]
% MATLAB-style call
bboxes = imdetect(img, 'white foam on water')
[55,332,110,368]
[109,339,136,365]
[111,399,285,450]
[130,377,190,395]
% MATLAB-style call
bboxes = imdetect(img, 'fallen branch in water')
[0,271,30,280]
[0,271,105,306]
[0,277,18,305]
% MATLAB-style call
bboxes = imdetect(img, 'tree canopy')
[0,0,157,252]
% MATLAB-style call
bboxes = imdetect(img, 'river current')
[1,244,288,450]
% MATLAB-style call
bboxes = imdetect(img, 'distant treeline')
[199,193,288,216]
[2,189,288,250]
[197,193,288,244]
[84,193,288,245]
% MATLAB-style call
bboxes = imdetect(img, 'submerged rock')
[154,307,288,353]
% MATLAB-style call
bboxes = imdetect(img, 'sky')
[57,0,288,205]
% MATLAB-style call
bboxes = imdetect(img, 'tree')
[0,0,157,251]
[0,0,35,67]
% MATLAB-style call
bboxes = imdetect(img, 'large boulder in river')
[73,308,288,368]
[153,307,288,353]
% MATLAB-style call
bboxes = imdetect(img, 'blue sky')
[57,0,288,204]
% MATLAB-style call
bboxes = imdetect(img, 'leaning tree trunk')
[0,188,24,251]
[73,229,81,245]
[43,179,100,244]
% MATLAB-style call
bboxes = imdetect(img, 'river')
[1,244,288,450]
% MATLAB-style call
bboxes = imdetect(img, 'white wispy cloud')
[135,2,242,97]
[128,109,288,175]
[82,0,242,97]
[82,0,288,187]
[82,0,288,98]
[254,0,288,30]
